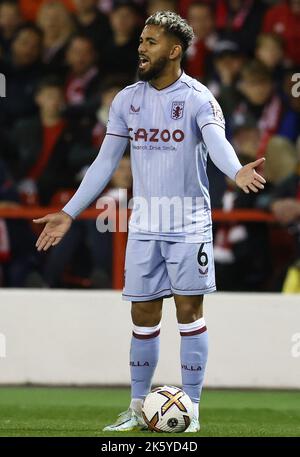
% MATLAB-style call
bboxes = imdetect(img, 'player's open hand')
[33,211,73,251]
[235,158,266,194]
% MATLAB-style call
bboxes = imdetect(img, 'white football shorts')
[122,239,216,302]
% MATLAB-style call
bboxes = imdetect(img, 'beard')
[138,56,169,81]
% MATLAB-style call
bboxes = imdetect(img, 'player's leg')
[103,299,163,432]
[103,239,170,431]
[174,294,207,431]
[129,299,163,415]
[164,241,215,431]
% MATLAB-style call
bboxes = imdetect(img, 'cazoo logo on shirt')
[128,128,185,143]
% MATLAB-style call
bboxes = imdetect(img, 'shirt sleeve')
[196,97,226,133]
[62,134,128,218]
[106,90,130,138]
[202,123,242,181]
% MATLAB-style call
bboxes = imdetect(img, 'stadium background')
[0,0,300,437]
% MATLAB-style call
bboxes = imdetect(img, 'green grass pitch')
[0,387,300,437]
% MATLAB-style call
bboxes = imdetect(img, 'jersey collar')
[148,71,189,93]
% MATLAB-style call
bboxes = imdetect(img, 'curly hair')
[145,11,194,53]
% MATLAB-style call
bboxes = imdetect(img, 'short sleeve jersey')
[107,72,225,242]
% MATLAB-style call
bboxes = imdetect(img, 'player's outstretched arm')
[235,158,266,194]
[33,134,128,251]
[33,211,73,251]
[202,124,266,194]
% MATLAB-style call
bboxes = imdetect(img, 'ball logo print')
[167,418,178,428]
[142,385,193,432]
[142,411,161,433]
[159,389,187,415]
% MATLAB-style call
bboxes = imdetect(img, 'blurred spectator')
[43,152,132,289]
[19,0,75,22]
[255,32,285,87]
[0,23,44,128]
[0,0,22,60]
[101,2,141,81]
[92,79,124,147]
[178,0,195,18]
[64,34,101,117]
[263,0,300,66]
[214,120,299,291]
[0,159,42,287]
[215,0,267,56]
[214,122,272,291]
[73,0,112,49]
[231,118,260,162]
[233,127,297,205]
[206,39,244,206]
[184,1,216,80]
[11,76,77,205]
[68,78,125,178]
[147,0,178,16]
[0,127,18,173]
[207,40,244,119]
[233,60,299,146]
[271,148,300,292]
[282,66,300,117]
[227,120,294,209]
[265,135,298,187]
[36,0,75,77]
[98,0,147,15]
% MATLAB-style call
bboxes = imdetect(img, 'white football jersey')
[107,72,225,242]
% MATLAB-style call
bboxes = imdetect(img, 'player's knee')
[176,300,203,324]
[131,301,162,327]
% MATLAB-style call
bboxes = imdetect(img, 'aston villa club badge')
[171,101,184,120]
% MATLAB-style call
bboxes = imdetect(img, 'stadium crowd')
[0,0,299,291]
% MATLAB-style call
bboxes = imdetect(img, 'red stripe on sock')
[132,329,160,339]
[180,326,207,337]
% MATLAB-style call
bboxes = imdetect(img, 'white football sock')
[130,398,143,414]
[193,402,199,420]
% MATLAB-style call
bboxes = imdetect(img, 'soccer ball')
[142,385,193,433]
